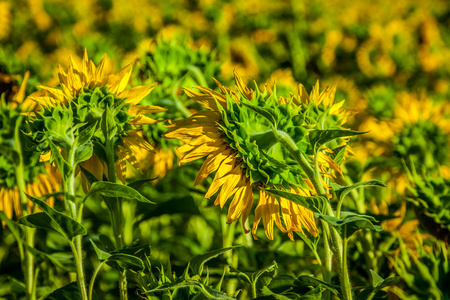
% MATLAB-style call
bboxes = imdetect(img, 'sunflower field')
[0,0,449,299]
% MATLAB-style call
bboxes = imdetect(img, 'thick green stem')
[69,241,88,300]
[105,140,128,300]
[325,202,352,300]
[277,131,353,300]
[66,149,88,300]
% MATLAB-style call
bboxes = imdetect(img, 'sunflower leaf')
[262,188,326,214]
[90,240,112,261]
[190,246,242,276]
[18,194,86,240]
[333,180,386,211]
[294,275,341,297]
[106,253,145,272]
[314,212,383,237]
[308,129,366,154]
[77,121,98,146]
[74,140,93,165]
[84,181,155,204]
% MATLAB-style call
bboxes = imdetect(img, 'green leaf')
[24,244,73,272]
[99,234,116,252]
[107,253,145,271]
[47,138,72,181]
[44,282,80,300]
[74,141,93,165]
[229,266,252,284]
[242,102,278,127]
[77,121,98,146]
[127,178,157,191]
[369,270,384,288]
[267,275,296,294]
[0,211,23,243]
[294,275,340,297]
[84,181,155,204]
[90,240,111,261]
[78,164,99,184]
[309,129,365,154]
[355,271,401,300]
[314,212,383,237]
[101,105,117,142]
[333,180,386,209]
[18,194,86,240]
[190,246,242,275]
[253,261,278,295]
[262,188,326,214]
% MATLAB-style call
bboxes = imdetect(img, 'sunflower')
[354,91,450,201]
[0,72,60,226]
[29,49,166,184]
[164,72,351,240]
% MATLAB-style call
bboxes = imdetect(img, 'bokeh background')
[1,0,450,299]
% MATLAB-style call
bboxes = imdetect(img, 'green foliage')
[18,194,86,240]
[84,181,155,204]
[315,212,382,237]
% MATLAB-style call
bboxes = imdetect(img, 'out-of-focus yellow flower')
[0,1,11,40]
[0,73,60,226]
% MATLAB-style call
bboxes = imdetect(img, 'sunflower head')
[164,72,352,240]
[28,49,165,183]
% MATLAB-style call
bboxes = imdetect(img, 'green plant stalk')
[341,164,378,273]
[276,131,352,300]
[14,117,37,300]
[66,147,89,300]
[88,261,105,300]
[105,139,128,300]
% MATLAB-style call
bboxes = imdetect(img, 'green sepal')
[242,102,278,127]
[101,104,118,142]
[18,194,86,240]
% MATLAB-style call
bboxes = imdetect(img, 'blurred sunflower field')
[1,0,450,299]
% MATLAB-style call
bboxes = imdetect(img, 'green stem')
[69,240,88,300]
[105,140,128,300]
[66,148,88,300]
[14,117,36,300]
[321,221,332,300]
[326,202,352,300]
[186,65,208,87]
[88,262,105,300]
[277,132,352,300]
